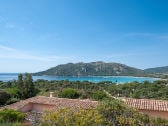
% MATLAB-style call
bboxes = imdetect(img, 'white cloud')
[0,45,73,61]
[0,45,16,51]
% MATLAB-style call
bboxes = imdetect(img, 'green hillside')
[144,66,168,74]
[34,61,145,76]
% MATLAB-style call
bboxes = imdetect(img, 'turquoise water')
[0,73,158,83]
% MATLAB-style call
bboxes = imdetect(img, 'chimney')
[50,92,54,98]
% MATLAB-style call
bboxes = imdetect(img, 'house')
[2,92,98,113]
[1,92,98,125]
[123,98,168,119]
[1,92,168,121]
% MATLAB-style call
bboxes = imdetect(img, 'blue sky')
[0,0,168,73]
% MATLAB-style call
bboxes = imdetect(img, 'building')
[1,93,168,121]
[2,94,98,113]
[123,98,168,119]
[1,93,98,125]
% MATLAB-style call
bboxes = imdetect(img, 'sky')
[0,0,168,73]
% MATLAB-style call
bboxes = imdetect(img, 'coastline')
[0,73,159,83]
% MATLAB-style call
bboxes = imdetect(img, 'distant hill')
[144,66,168,74]
[34,61,145,76]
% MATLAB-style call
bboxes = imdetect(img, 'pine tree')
[17,74,24,98]
[17,73,36,99]
[23,73,35,99]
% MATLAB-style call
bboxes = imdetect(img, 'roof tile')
[1,96,98,111]
[124,98,168,111]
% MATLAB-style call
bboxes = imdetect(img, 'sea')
[0,73,159,84]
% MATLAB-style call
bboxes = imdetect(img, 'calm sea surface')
[0,73,159,83]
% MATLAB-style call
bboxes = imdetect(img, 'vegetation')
[0,74,168,125]
[34,61,145,76]
[0,73,38,106]
[98,99,168,125]
[39,108,103,126]
[39,99,168,126]
[148,73,168,79]
[58,88,80,99]
[0,122,22,126]
[91,91,107,101]
[1,77,168,107]
[16,73,37,99]
[0,109,25,124]
[0,90,11,105]
[144,66,168,74]
[33,79,168,100]
[104,80,168,100]
[34,79,102,99]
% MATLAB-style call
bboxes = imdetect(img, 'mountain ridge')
[144,66,168,74]
[34,61,168,76]
[34,61,146,76]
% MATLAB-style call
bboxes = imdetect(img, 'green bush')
[0,109,25,123]
[0,90,11,105]
[0,122,22,126]
[6,97,20,105]
[91,91,107,101]
[59,88,80,99]
[39,108,103,126]
[6,88,20,98]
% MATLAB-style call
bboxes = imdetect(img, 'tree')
[0,90,11,105]
[15,73,37,99]
[22,73,36,99]
[39,108,103,126]
[6,88,20,99]
[59,88,80,99]
[91,91,107,101]
[16,74,24,98]
[98,99,144,126]
[17,74,24,89]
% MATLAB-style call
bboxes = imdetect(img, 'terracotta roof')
[124,98,168,112]
[1,96,98,111]
[2,95,168,112]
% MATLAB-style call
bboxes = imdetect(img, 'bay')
[0,73,158,83]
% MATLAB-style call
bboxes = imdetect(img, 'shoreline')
[0,73,159,83]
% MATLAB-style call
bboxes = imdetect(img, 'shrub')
[39,108,103,126]
[59,88,80,99]
[91,91,107,101]
[6,97,20,105]
[0,109,25,123]
[0,90,11,105]
[0,122,22,126]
